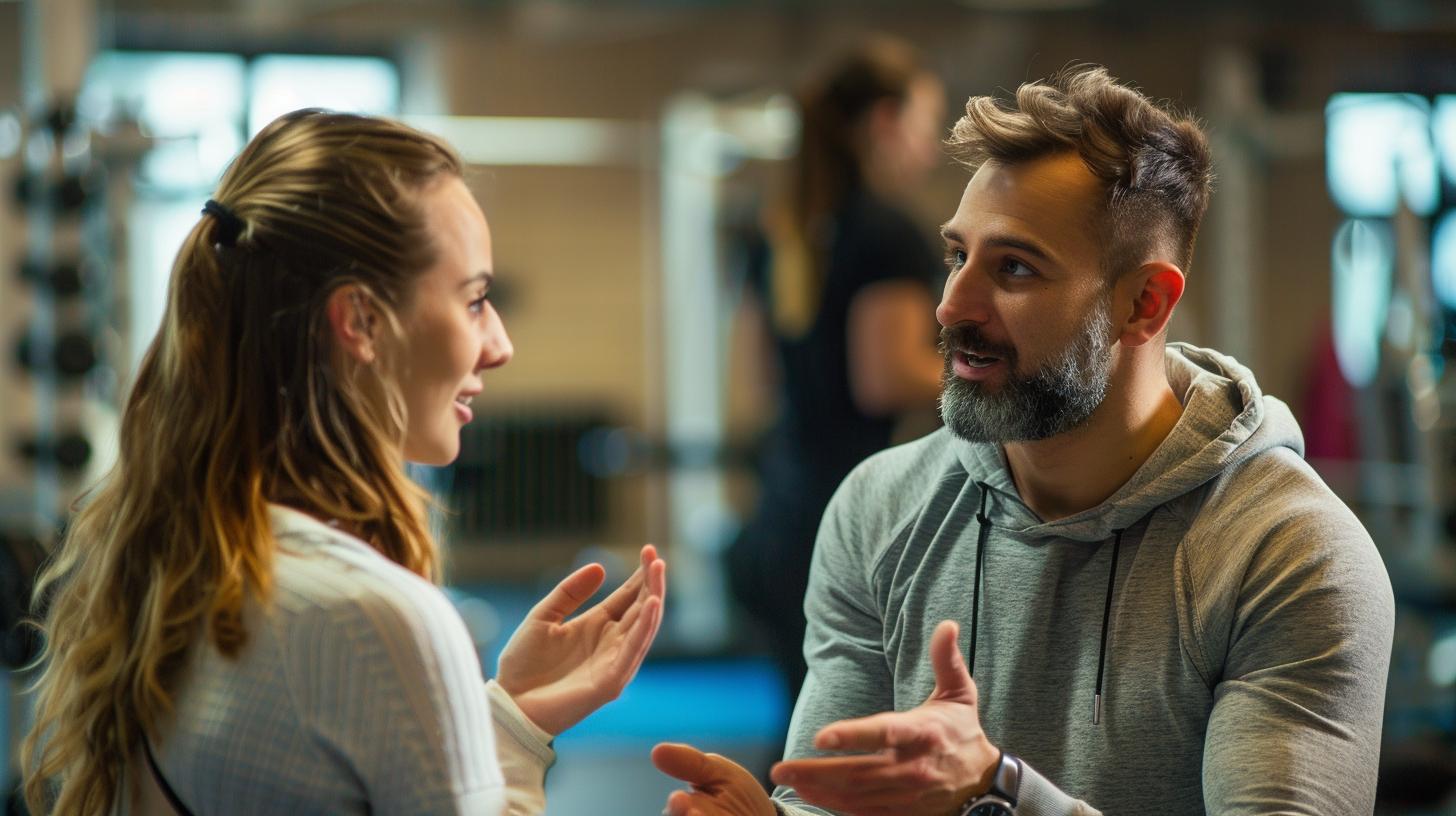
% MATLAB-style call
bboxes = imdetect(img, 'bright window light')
[1332,219,1395,387]
[247,54,399,136]
[1434,211,1456,312]
[82,52,247,190]
[1326,93,1438,218]
[79,50,401,368]
[81,52,246,137]
[1434,96,1456,189]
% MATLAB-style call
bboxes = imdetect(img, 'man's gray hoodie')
[773,343,1395,815]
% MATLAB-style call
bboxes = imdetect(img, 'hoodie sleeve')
[1197,474,1394,815]
[770,471,899,815]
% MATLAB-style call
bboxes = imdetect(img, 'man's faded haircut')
[947,65,1214,277]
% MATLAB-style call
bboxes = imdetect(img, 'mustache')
[938,324,1016,361]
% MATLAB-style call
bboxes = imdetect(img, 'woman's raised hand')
[495,545,666,735]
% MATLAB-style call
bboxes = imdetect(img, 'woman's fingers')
[608,595,661,687]
[648,555,667,601]
[598,545,663,620]
[600,567,646,617]
[527,563,607,624]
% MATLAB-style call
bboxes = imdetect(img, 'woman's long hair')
[22,109,464,814]
[769,38,926,336]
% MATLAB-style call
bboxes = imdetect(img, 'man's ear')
[1118,261,1185,347]
[325,284,378,364]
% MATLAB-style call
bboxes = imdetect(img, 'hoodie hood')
[951,342,1305,542]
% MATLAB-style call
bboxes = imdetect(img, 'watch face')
[967,805,1014,816]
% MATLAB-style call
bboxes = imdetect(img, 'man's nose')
[936,264,992,329]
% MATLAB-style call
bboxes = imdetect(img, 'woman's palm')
[496,546,666,735]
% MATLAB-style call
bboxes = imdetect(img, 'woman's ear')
[326,284,378,364]
[1118,261,1186,348]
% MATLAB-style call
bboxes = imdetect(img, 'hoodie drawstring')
[969,482,992,677]
[1094,528,1123,725]
[968,482,1125,725]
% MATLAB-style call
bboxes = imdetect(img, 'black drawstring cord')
[1093,528,1124,725]
[968,483,1124,725]
[969,482,992,677]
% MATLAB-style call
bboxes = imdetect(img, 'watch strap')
[959,750,1023,815]
[991,750,1022,806]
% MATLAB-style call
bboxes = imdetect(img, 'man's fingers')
[772,754,893,789]
[653,743,727,786]
[527,563,607,624]
[780,751,949,792]
[928,619,976,702]
[812,711,933,754]
[664,789,700,816]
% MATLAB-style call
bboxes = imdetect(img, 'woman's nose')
[479,315,513,371]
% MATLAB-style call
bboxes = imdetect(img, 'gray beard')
[939,300,1114,444]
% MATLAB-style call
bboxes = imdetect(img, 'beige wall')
[419,9,1372,420]
[10,1,1448,561]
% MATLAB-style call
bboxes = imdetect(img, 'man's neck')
[1002,355,1184,522]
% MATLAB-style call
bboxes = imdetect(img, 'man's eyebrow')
[985,235,1055,263]
[943,222,1059,265]
[939,225,1058,264]
[458,270,495,290]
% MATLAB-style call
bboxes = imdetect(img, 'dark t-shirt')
[730,189,940,686]
[745,189,941,524]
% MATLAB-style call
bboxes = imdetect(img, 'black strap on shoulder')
[141,735,197,816]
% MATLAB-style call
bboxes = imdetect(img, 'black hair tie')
[202,199,245,247]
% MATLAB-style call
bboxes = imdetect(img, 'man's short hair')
[947,65,1214,278]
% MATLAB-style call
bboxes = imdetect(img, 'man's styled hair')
[947,65,1214,277]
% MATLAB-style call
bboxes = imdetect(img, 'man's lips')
[950,349,1005,381]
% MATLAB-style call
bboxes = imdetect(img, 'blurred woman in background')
[728,38,947,703]
[22,109,665,815]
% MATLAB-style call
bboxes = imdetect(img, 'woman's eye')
[468,292,490,315]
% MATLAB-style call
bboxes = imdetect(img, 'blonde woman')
[21,109,666,815]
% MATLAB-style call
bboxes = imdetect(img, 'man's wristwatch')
[958,750,1022,816]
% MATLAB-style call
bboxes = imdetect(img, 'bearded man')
[653,65,1395,816]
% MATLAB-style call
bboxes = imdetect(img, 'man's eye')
[944,249,967,271]
[1001,258,1035,278]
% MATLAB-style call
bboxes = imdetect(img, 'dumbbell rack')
[1,96,134,807]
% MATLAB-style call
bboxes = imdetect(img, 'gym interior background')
[2,0,1456,812]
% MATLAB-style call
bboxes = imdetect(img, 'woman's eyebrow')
[458,270,494,290]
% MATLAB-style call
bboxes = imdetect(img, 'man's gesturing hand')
[652,743,779,816]
[768,620,1000,816]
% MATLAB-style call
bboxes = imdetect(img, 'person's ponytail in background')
[769,37,927,336]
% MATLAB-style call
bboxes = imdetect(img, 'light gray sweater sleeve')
[770,473,898,815]
[1198,509,1394,814]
